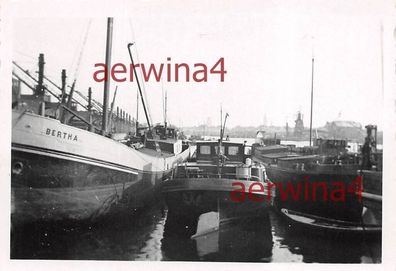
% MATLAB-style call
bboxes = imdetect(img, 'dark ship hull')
[359,170,382,226]
[162,178,274,219]
[266,164,363,222]
[162,178,274,261]
[11,110,193,227]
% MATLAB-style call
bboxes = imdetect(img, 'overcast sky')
[11,0,393,128]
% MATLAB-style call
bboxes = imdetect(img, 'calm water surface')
[11,205,381,263]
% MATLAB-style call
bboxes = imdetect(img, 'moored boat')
[265,154,362,222]
[11,109,193,226]
[280,208,381,234]
[259,125,382,232]
[161,139,275,239]
[11,18,195,228]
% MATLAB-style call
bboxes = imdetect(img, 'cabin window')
[244,146,252,155]
[228,146,239,155]
[200,145,211,155]
[168,129,175,137]
[214,146,225,154]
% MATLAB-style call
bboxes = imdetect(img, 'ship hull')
[11,147,151,226]
[266,165,363,222]
[11,110,192,227]
[162,179,274,220]
[359,170,382,225]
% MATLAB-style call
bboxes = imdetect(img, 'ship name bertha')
[46,128,78,141]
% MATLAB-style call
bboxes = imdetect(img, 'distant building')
[294,112,304,137]
[324,121,364,140]
[256,130,266,138]
[254,130,280,145]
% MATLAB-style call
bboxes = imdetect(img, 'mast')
[36,54,45,115]
[135,82,139,136]
[220,105,223,139]
[127,43,152,132]
[36,53,45,97]
[60,78,76,123]
[217,112,229,175]
[108,86,118,131]
[164,87,168,135]
[102,17,113,134]
[88,87,93,131]
[59,69,67,121]
[309,56,314,147]
[220,113,229,142]
[87,87,92,113]
[60,69,67,103]
[161,76,168,137]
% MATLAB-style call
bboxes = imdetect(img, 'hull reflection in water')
[11,205,381,262]
[161,209,273,262]
[270,211,382,263]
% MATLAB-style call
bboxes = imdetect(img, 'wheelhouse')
[195,141,250,163]
[174,141,267,182]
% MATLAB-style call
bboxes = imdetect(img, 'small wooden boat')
[280,208,381,233]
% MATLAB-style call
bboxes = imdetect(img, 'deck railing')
[175,168,262,182]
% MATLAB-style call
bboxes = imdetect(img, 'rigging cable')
[71,19,92,86]
[128,19,153,126]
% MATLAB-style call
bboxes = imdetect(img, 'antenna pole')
[164,88,168,135]
[309,57,314,147]
[220,105,223,139]
[217,112,229,175]
[135,83,139,136]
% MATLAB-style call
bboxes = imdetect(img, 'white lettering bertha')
[46,128,78,141]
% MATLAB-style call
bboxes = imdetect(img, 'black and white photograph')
[2,0,396,269]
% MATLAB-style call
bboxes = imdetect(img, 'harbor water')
[11,203,381,262]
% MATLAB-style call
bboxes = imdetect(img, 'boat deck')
[137,147,175,158]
